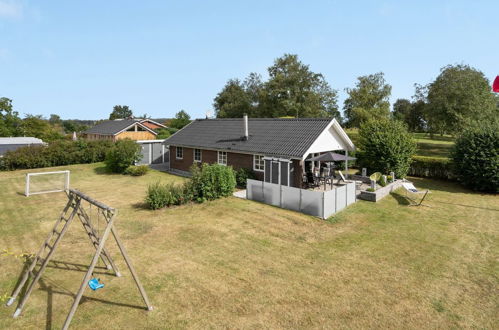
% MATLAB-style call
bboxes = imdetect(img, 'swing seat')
[88,278,104,291]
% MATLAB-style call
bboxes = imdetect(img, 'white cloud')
[0,0,23,19]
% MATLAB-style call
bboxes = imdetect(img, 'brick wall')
[169,146,264,181]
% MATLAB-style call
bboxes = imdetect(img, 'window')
[194,149,202,162]
[217,151,227,165]
[253,154,264,172]
[176,147,183,159]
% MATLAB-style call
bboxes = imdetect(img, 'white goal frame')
[25,170,70,197]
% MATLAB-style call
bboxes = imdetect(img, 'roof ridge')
[195,118,332,121]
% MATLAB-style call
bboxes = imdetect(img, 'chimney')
[243,114,249,141]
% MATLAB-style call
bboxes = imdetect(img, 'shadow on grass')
[93,165,114,175]
[38,277,147,329]
[131,202,149,210]
[390,192,411,206]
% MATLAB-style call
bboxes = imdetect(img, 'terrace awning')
[308,152,356,162]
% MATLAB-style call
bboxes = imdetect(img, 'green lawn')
[345,129,454,159]
[1,163,498,329]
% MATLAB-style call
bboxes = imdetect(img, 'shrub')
[366,187,375,192]
[378,175,387,187]
[357,119,416,178]
[105,139,142,173]
[145,182,186,209]
[124,165,149,176]
[451,125,499,192]
[189,163,236,202]
[408,156,453,180]
[0,140,113,171]
[234,168,256,187]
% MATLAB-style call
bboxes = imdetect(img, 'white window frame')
[217,151,227,165]
[193,148,202,162]
[253,154,265,172]
[176,146,183,159]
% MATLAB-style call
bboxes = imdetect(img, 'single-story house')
[164,116,355,188]
[83,119,166,141]
[0,137,46,156]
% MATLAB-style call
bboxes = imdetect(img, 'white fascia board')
[140,119,167,128]
[114,122,158,136]
[301,119,356,161]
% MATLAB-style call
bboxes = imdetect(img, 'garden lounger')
[338,171,363,188]
[402,182,430,206]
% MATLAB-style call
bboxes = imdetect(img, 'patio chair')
[306,172,319,189]
[337,170,363,189]
[402,182,430,206]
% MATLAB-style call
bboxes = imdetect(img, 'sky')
[0,0,497,120]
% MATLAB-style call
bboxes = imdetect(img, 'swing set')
[5,188,153,330]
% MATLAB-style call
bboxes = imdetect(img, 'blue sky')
[1,0,497,120]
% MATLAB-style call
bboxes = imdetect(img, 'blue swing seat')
[88,278,104,291]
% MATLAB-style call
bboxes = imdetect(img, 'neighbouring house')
[0,137,46,157]
[164,116,355,188]
[83,119,166,141]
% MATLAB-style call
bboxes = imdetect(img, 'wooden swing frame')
[6,189,153,330]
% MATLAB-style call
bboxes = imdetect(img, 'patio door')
[264,158,292,186]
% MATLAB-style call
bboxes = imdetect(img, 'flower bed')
[358,179,404,202]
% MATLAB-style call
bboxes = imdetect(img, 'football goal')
[25,170,70,197]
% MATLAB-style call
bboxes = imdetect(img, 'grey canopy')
[307,152,356,162]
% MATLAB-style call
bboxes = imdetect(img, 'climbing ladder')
[6,189,152,330]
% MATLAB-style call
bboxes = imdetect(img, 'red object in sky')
[493,75,499,93]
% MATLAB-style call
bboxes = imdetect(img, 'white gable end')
[302,119,355,160]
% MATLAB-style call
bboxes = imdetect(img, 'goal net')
[25,170,70,197]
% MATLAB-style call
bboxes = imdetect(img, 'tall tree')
[214,79,253,118]
[260,54,339,119]
[169,110,191,129]
[392,98,412,122]
[109,105,133,120]
[21,115,63,141]
[214,54,340,120]
[343,72,391,127]
[49,114,62,125]
[0,97,22,137]
[425,64,497,135]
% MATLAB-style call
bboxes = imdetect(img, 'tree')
[213,54,340,120]
[214,79,253,118]
[392,99,412,122]
[49,114,62,125]
[0,97,22,137]
[343,72,391,127]
[260,54,340,119]
[425,64,497,135]
[21,115,63,141]
[109,105,133,120]
[357,118,416,178]
[169,110,191,129]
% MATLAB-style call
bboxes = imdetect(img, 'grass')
[1,163,498,329]
[345,129,454,159]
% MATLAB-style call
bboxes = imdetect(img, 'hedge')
[0,140,113,171]
[407,156,454,180]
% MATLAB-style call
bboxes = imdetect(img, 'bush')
[124,165,149,176]
[0,140,113,170]
[357,119,416,178]
[451,125,499,192]
[189,163,236,202]
[408,156,454,180]
[145,182,186,209]
[105,139,142,173]
[234,168,256,187]
[378,175,387,187]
